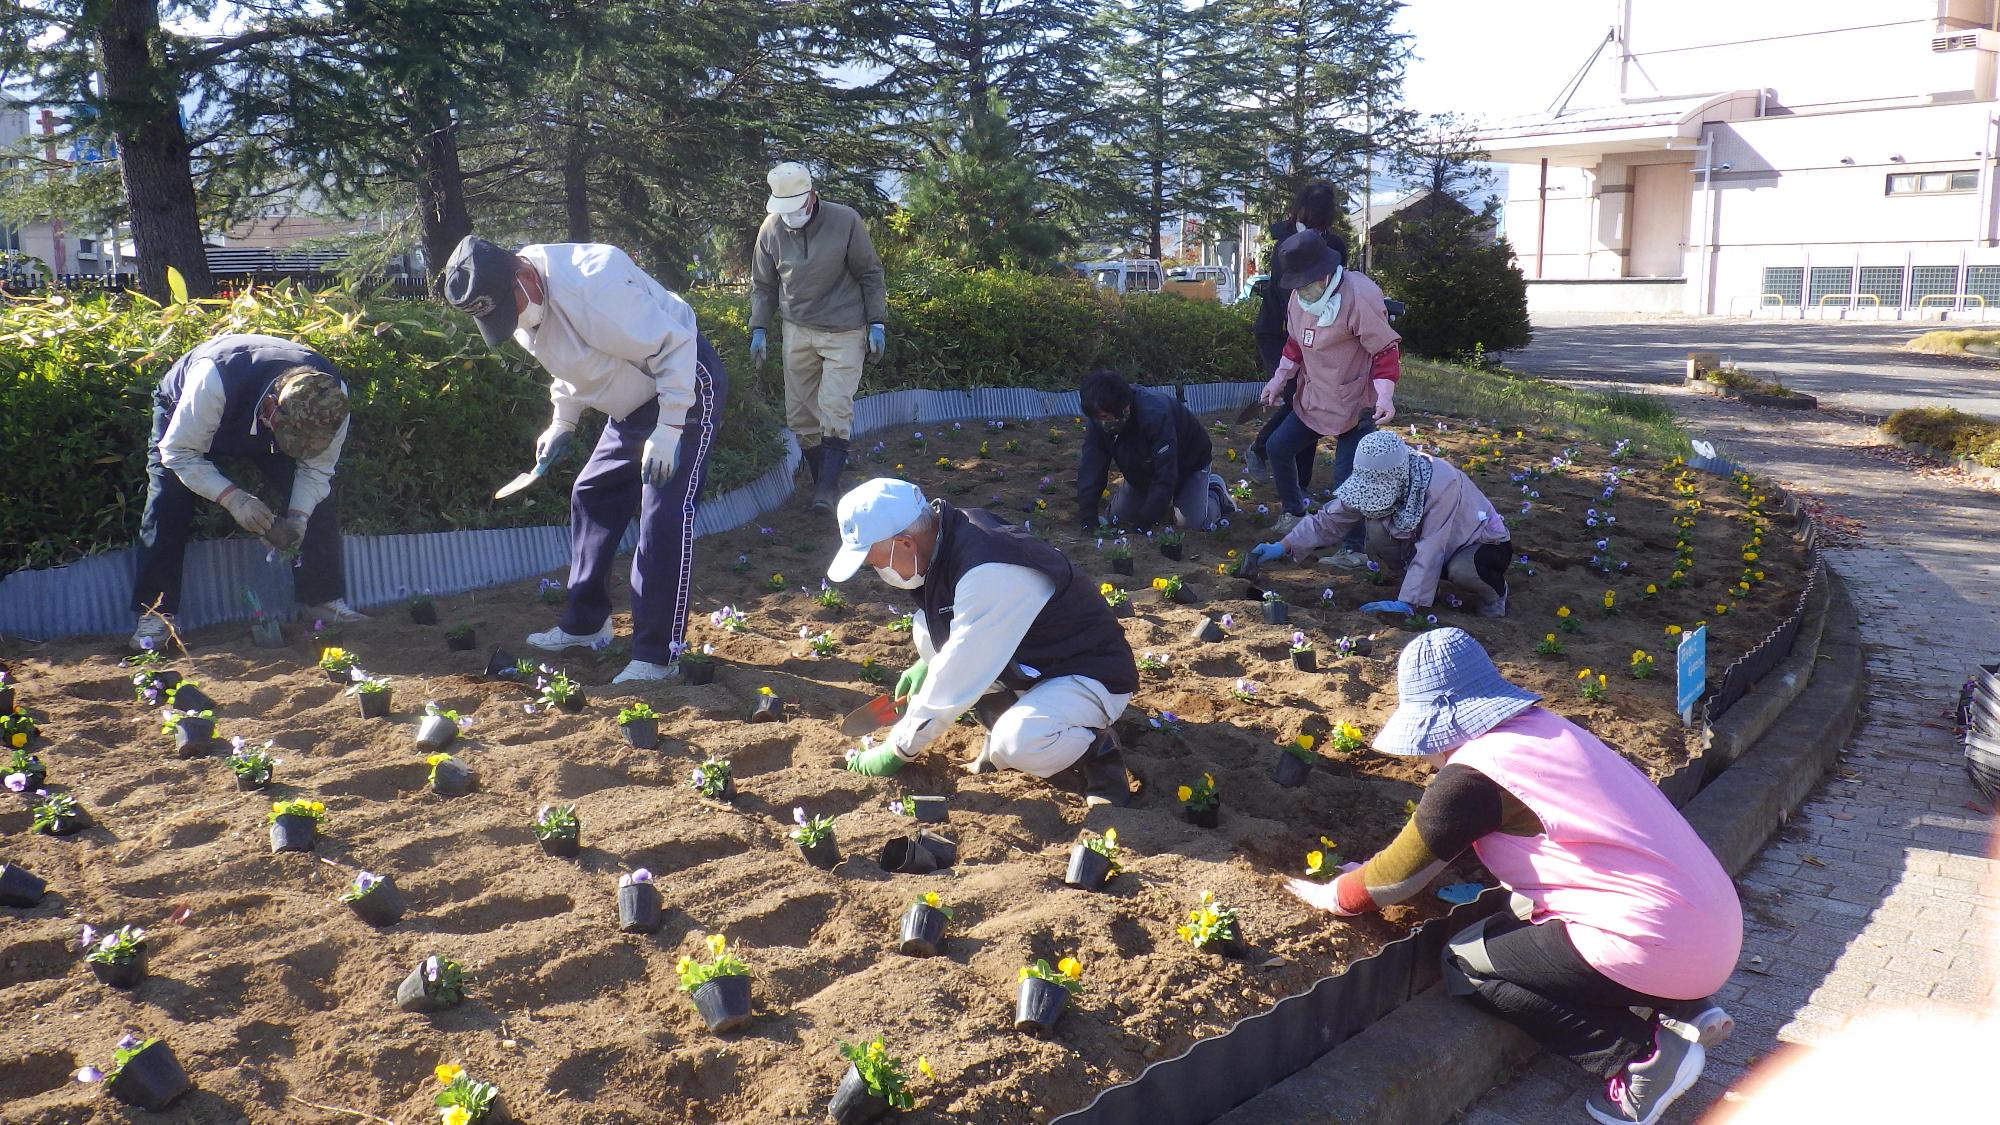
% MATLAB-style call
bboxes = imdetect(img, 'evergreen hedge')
[2,273,1256,574]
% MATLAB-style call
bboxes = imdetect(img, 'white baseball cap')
[828,478,929,582]
[767,162,813,214]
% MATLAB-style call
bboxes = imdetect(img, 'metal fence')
[1762,262,1995,310]
[2,271,427,299]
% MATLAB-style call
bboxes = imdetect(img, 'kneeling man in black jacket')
[1075,369,1230,533]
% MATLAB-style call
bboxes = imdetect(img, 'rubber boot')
[810,437,849,514]
[1057,727,1132,807]
[797,443,823,509]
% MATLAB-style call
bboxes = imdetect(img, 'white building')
[1478,1,2000,318]
[0,105,119,280]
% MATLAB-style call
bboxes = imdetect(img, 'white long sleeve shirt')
[157,358,348,517]
[514,243,700,432]
[890,562,1057,757]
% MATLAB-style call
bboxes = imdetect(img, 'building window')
[1808,266,1854,307]
[1966,265,2000,306]
[1857,266,1903,306]
[1886,170,1978,195]
[1761,267,1803,306]
[1911,265,1961,305]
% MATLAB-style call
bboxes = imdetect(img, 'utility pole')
[1360,82,1373,272]
[36,108,69,275]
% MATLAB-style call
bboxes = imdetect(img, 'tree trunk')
[409,98,471,292]
[562,91,593,242]
[94,0,213,301]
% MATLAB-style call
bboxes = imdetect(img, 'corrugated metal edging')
[1050,889,1506,1125]
[2,383,1268,641]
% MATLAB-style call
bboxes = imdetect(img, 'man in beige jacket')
[750,162,889,513]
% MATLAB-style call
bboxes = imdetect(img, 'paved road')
[1499,316,2000,419]
[1464,383,2000,1122]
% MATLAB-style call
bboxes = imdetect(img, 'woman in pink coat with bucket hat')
[1289,628,1743,1125]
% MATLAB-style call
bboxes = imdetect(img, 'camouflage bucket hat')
[270,368,349,459]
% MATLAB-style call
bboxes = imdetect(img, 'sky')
[1394,0,1621,122]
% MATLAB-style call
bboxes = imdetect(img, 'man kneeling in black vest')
[827,478,1136,806]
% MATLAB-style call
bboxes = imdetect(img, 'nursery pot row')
[105,1040,191,1111]
[348,875,406,927]
[0,863,46,907]
[898,902,949,957]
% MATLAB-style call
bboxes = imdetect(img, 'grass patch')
[1401,358,1689,457]
[1881,406,2000,468]
[1906,328,2000,357]
[1697,365,1802,399]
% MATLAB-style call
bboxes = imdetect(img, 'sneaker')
[1659,997,1733,1048]
[1318,548,1368,569]
[1476,591,1510,618]
[302,598,369,624]
[527,621,613,652]
[129,614,172,653]
[1245,449,1272,484]
[611,659,677,684]
[1272,512,1302,535]
[1586,1026,1705,1125]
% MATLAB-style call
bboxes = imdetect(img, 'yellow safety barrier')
[1759,292,1787,307]
[1917,293,1987,308]
[1816,293,1882,307]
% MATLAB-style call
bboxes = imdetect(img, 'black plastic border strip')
[1050,439,1828,1125]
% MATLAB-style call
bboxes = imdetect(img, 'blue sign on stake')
[1676,625,1708,726]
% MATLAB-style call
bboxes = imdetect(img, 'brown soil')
[0,414,1806,1124]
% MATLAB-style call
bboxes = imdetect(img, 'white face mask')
[1296,266,1344,327]
[782,202,814,229]
[874,539,925,589]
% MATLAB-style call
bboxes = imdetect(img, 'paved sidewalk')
[1464,389,2000,1122]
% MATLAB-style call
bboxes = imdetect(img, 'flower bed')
[0,414,1807,1122]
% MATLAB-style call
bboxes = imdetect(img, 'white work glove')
[263,512,308,552]
[220,489,276,536]
[642,422,682,487]
[1372,390,1397,425]
[1260,371,1289,408]
[535,419,577,466]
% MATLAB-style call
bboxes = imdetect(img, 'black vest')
[157,334,342,457]
[920,503,1139,695]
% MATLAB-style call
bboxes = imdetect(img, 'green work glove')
[895,659,930,704]
[846,744,907,776]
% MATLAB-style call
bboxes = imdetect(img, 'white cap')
[827,478,929,582]
[767,162,813,214]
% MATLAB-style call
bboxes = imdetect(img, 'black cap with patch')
[443,235,520,347]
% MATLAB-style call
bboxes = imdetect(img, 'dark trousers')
[1268,413,1372,548]
[1448,914,1668,1079]
[559,336,728,665]
[1250,333,1302,478]
[131,401,344,616]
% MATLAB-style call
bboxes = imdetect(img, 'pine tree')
[1093,0,1248,259]
[901,94,1068,270]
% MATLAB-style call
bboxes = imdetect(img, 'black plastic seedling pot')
[1111,557,1133,576]
[42,811,90,836]
[1200,928,1251,960]
[1291,650,1317,673]
[907,796,948,823]
[799,833,841,870]
[1015,977,1071,1035]
[749,695,784,723]
[348,876,406,926]
[12,759,45,791]
[683,662,716,686]
[1262,601,1289,625]
[268,814,319,853]
[90,952,147,989]
[447,629,477,652]
[826,1064,894,1125]
[618,882,663,933]
[1270,750,1311,788]
[691,974,753,1033]
[1171,584,1199,605]
[1185,803,1221,829]
[0,686,12,712]
[324,666,352,686]
[430,759,475,797]
[396,962,461,1012]
[169,685,216,713]
[234,769,272,792]
[539,832,581,858]
[0,863,46,907]
[1159,543,1183,561]
[415,716,459,751]
[105,1040,191,1111]
[410,602,440,626]
[172,717,215,756]
[555,691,586,714]
[620,718,660,749]
[898,902,948,956]
[358,690,392,719]
[1108,599,1134,620]
[878,835,940,874]
[485,649,519,680]
[1064,845,1112,890]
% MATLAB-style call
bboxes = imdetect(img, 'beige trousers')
[782,323,866,444]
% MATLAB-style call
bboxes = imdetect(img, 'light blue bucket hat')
[1375,628,1541,756]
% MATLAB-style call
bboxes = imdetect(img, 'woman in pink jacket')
[1289,628,1743,1125]
[1249,430,1511,616]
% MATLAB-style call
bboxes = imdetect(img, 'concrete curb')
[1699,571,1832,778]
[1878,432,2000,484]
[1212,572,1866,1125]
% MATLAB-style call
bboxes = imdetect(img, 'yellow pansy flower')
[1057,956,1082,979]
[1103,827,1117,846]
[918,1057,935,1079]
[435,1062,463,1085]
[11,732,27,748]
[922,891,941,908]
[707,933,728,957]
[1100,582,1114,596]
[1577,668,1592,680]
[1306,850,1324,870]
[1295,734,1314,751]
[1556,606,1571,618]
[442,1108,471,1125]
[1665,625,1682,636]
[758,685,774,696]
[426,752,450,766]
[1320,835,1338,849]
[1176,785,1193,802]
[1203,772,1214,788]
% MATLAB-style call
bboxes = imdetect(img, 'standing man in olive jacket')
[750,162,889,514]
